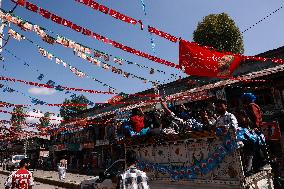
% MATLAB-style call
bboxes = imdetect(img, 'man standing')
[241,93,262,128]
[4,158,34,189]
[58,156,67,180]
[117,150,149,189]
[215,99,238,132]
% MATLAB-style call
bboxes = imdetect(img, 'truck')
[4,154,26,171]
[81,130,275,189]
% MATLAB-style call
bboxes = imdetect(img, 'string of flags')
[4,48,96,106]
[0,100,88,108]
[0,9,179,80]
[9,1,284,79]
[6,21,162,85]
[0,109,62,121]
[0,82,51,106]
[7,30,119,92]
[9,24,159,87]
[0,76,115,95]
[11,0,180,69]
[75,0,179,43]
[138,0,156,54]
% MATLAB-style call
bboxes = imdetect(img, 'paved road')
[33,169,93,185]
[0,174,65,189]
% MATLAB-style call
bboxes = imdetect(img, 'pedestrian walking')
[4,158,34,189]
[58,156,67,180]
[117,150,149,189]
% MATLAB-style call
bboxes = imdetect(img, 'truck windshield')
[12,155,25,161]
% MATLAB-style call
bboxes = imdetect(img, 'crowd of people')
[121,93,267,175]
[1,92,272,189]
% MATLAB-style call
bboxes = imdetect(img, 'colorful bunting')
[0,76,115,94]
[11,0,180,68]
[6,27,118,92]
[1,10,179,79]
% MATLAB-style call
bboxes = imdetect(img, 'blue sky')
[1,0,284,122]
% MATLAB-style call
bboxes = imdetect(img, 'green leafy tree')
[193,13,244,54]
[11,106,26,130]
[39,112,51,127]
[60,95,89,120]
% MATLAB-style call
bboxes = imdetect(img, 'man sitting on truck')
[117,150,149,189]
[123,108,150,137]
[215,99,238,132]
[159,98,203,133]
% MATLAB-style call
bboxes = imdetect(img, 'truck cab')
[81,159,125,189]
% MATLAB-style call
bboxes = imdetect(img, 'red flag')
[88,0,99,10]
[39,8,51,19]
[12,0,25,6]
[26,2,38,12]
[62,19,73,28]
[82,28,92,36]
[179,40,242,77]
[51,14,62,24]
[99,5,109,14]
[72,24,82,32]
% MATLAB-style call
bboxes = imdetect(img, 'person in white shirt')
[58,157,67,180]
[215,99,238,132]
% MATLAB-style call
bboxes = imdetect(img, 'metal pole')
[0,0,3,53]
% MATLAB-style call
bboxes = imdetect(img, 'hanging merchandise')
[11,1,180,68]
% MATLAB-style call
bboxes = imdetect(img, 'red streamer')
[0,109,61,121]
[148,26,178,43]
[0,76,115,95]
[12,0,180,69]
[75,0,138,25]
[0,101,88,107]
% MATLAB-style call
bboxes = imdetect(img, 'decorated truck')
[81,129,275,189]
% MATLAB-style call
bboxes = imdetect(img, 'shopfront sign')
[80,142,94,149]
[95,140,109,146]
[39,150,49,157]
[260,121,281,140]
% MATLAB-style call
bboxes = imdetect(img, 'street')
[0,174,65,189]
